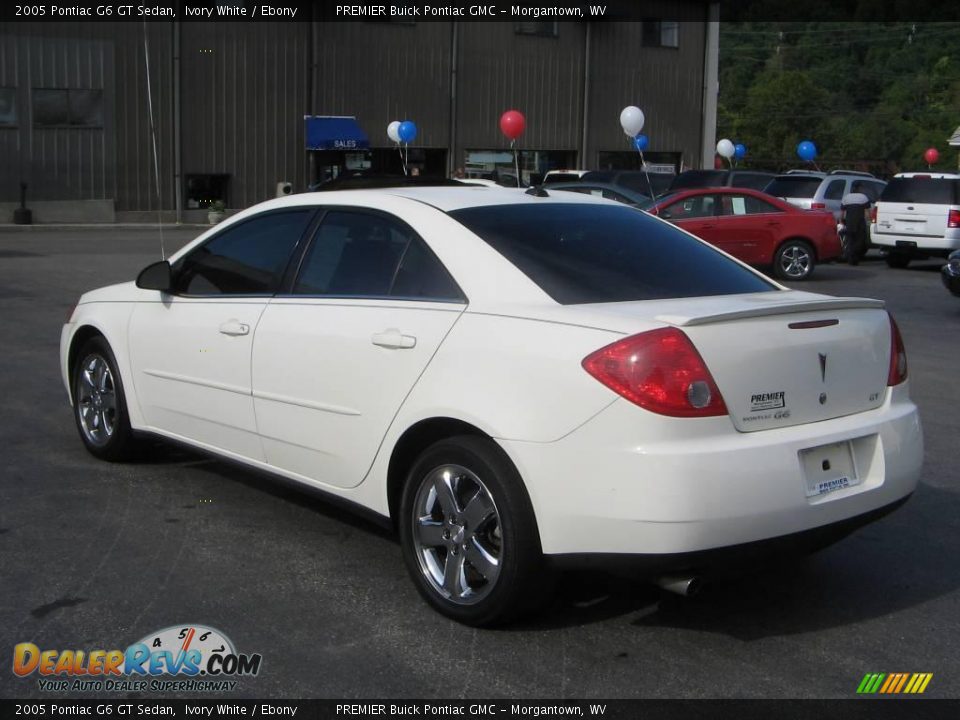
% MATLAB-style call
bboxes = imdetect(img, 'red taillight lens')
[811,202,826,209]
[870,206,878,223]
[887,313,908,386]
[582,328,728,417]
[948,209,960,229]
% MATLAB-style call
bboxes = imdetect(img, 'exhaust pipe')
[656,575,702,597]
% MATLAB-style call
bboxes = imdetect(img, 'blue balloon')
[734,143,747,159]
[797,140,817,162]
[632,134,649,151]
[398,120,417,144]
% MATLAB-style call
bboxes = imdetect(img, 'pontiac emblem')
[818,353,827,383]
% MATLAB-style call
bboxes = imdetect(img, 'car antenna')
[142,21,166,260]
[525,185,549,198]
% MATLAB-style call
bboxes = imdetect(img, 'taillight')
[948,209,960,229]
[887,313,908,386]
[582,328,728,417]
[811,202,826,210]
[870,206,878,223]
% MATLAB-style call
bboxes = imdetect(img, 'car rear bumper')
[871,228,960,253]
[546,494,911,576]
[500,383,922,556]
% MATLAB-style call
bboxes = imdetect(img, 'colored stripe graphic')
[857,673,932,694]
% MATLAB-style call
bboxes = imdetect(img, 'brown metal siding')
[311,22,452,149]
[180,22,309,207]
[454,22,586,158]
[586,20,707,167]
[0,23,116,203]
[113,22,175,212]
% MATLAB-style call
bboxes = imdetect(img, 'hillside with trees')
[717,22,960,177]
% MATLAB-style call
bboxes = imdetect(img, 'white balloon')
[619,106,645,137]
[716,138,735,159]
[387,120,401,144]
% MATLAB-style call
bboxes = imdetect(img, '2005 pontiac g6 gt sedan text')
[60,187,923,625]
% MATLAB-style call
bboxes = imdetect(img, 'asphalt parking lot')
[1,226,958,700]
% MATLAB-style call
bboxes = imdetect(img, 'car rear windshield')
[764,177,822,198]
[880,177,960,205]
[449,203,776,304]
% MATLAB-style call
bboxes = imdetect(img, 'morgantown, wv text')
[336,5,608,17]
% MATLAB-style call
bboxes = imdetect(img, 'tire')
[399,435,549,626]
[72,336,140,461]
[773,239,816,281]
[885,252,911,269]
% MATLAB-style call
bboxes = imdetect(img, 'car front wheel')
[72,336,139,461]
[399,436,549,626]
[773,240,816,281]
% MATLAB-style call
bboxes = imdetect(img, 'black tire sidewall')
[72,336,135,461]
[398,435,545,626]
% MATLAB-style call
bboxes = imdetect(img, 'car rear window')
[449,203,776,305]
[880,178,960,205]
[764,177,822,198]
[543,173,582,185]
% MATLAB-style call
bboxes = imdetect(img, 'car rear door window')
[720,195,781,216]
[852,180,885,202]
[172,210,313,295]
[294,211,464,301]
[450,203,775,305]
[824,180,846,200]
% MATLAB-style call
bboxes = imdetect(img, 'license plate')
[800,441,859,498]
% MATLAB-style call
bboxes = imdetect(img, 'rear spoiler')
[656,297,885,327]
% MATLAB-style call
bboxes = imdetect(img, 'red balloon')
[499,110,526,140]
[924,147,940,165]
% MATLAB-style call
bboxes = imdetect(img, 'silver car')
[764,170,886,223]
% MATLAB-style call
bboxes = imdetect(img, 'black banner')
[3,0,960,24]
[2,700,960,720]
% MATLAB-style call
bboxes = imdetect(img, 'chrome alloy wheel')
[76,354,118,447]
[778,244,813,279]
[411,464,502,605]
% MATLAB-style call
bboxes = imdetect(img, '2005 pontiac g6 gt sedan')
[60,187,923,626]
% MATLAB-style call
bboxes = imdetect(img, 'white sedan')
[61,187,923,625]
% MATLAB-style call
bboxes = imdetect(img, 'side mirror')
[136,260,172,292]
[659,210,672,220]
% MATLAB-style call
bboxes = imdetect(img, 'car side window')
[171,210,313,296]
[824,180,846,201]
[661,195,715,219]
[294,211,464,301]
[720,194,781,216]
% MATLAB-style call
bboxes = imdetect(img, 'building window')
[32,89,104,127]
[0,88,16,126]
[642,20,679,48]
[515,22,558,38]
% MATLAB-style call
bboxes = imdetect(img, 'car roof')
[894,172,960,179]
[267,186,617,214]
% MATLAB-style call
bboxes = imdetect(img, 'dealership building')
[0,5,719,223]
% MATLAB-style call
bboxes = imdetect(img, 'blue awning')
[304,116,369,151]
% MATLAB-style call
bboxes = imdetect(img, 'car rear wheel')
[72,336,139,461]
[773,240,816,281]
[885,252,911,269]
[399,435,549,626]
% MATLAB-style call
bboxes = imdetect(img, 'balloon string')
[512,140,520,188]
[639,149,654,200]
[397,143,407,176]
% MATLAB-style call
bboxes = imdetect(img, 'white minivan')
[871,173,960,268]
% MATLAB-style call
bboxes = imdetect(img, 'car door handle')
[218,320,250,336]
[371,329,416,349]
